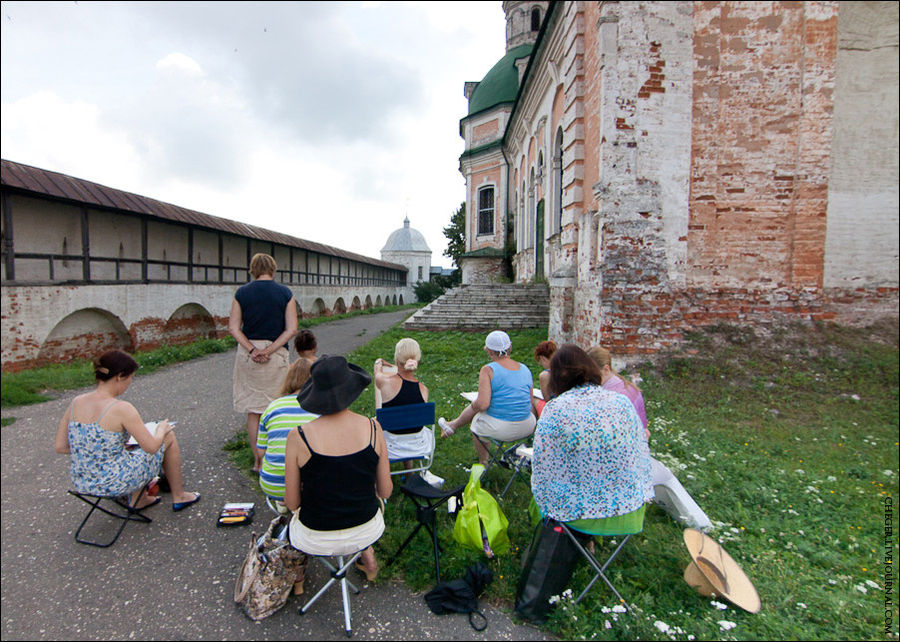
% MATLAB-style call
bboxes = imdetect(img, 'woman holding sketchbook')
[54,349,200,512]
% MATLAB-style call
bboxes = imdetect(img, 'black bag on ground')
[514,518,585,623]
[424,563,493,631]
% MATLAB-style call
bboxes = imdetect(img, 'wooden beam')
[141,217,148,283]
[2,191,15,280]
[81,207,91,281]
[187,227,194,283]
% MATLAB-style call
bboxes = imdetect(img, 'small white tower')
[381,217,432,286]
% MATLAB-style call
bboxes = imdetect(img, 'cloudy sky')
[1,1,507,264]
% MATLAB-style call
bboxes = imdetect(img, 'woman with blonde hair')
[587,346,649,440]
[374,338,431,469]
[229,253,298,472]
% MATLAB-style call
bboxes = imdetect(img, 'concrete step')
[404,283,549,332]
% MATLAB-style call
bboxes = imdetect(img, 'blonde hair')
[587,346,639,391]
[394,338,422,371]
[280,358,313,396]
[249,253,277,279]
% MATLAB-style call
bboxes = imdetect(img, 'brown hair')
[534,340,558,361]
[294,329,317,354]
[249,253,277,279]
[280,358,313,396]
[94,350,138,382]
[548,344,604,397]
[587,345,639,391]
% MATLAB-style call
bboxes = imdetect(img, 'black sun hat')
[297,355,372,415]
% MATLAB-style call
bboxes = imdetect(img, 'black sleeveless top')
[382,378,426,434]
[296,421,380,531]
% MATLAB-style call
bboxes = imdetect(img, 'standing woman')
[55,350,200,511]
[230,253,298,472]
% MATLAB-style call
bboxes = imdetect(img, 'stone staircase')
[403,283,549,331]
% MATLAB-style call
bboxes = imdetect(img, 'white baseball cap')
[485,330,512,353]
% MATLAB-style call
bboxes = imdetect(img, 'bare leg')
[472,434,491,467]
[358,546,378,577]
[130,488,157,509]
[447,404,478,431]
[246,412,263,472]
[160,431,199,504]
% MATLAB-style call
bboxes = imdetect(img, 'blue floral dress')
[531,384,652,522]
[68,401,164,497]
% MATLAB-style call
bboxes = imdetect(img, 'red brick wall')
[688,2,837,289]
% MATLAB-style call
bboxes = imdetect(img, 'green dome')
[467,44,533,116]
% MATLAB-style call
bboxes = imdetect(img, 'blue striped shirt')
[258,395,318,500]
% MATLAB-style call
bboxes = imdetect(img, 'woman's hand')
[250,347,270,363]
[157,419,175,437]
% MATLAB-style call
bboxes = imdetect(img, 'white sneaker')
[421,471,445,488]
[438,417,455,437]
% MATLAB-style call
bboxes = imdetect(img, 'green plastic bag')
[452,464,510,557]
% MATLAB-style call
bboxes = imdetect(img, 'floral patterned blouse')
[531,384,653,522]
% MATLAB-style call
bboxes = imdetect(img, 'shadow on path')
[0,310,552,641]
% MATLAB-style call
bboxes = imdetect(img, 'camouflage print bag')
[234,515,308,621]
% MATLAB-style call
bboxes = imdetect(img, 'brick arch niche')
[163,303,216,346]
[37,308,133,366]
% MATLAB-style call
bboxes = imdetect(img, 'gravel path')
[0,310,552,641]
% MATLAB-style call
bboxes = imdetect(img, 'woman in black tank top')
[374,338,429,435]
[284,356,392,580]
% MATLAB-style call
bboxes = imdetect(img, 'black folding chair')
[67,482,153,548]
[475,434,533,499]
[386,475,465,584]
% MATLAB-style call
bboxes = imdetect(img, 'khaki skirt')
[232,340,290,414]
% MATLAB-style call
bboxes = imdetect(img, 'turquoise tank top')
[486,361,533,421]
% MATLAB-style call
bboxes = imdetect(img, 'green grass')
[1,336,238,408]
[227,318,898,640]
[0,303,419,410]
[297,303,419,329]
[357,321,898,640]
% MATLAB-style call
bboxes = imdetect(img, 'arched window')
[477,186,495,236]
[528,167,536,249]
[537,150,544,183]
[553,127,563,234]
[531,7,541,31]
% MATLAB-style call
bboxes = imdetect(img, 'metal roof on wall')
[0,159,406,272]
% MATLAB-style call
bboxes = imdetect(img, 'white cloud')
[0,0,507,260]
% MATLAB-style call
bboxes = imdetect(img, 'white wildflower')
[794,469,805,474]
[866,580,880,589]
[711,600,728,610]
[828,579,838,585]
[654,621,670,633]
[885,470,895,477]
[855,584,868,594]
[718,620,737,631]
[611,604,627,614]
[797,602,807,609]
[604,620,612,629]
[827,475,837,482]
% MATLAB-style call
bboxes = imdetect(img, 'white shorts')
[289,509,384,557]
[471,411,536,442]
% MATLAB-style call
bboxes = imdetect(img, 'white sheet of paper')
[126,421,159,447]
